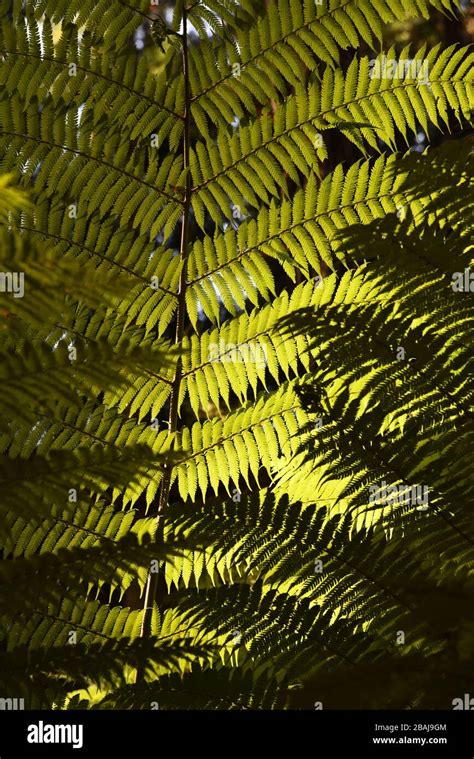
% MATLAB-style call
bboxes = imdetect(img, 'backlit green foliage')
[0,0,472,709]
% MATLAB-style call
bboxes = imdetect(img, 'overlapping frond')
[189,0,462,134]
[0,0,472,711]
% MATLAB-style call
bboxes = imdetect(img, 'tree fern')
[0,0,472,709]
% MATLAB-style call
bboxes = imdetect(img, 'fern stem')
[137,2,192,677]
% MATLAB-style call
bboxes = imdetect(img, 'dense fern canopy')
[0,0,472,709]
